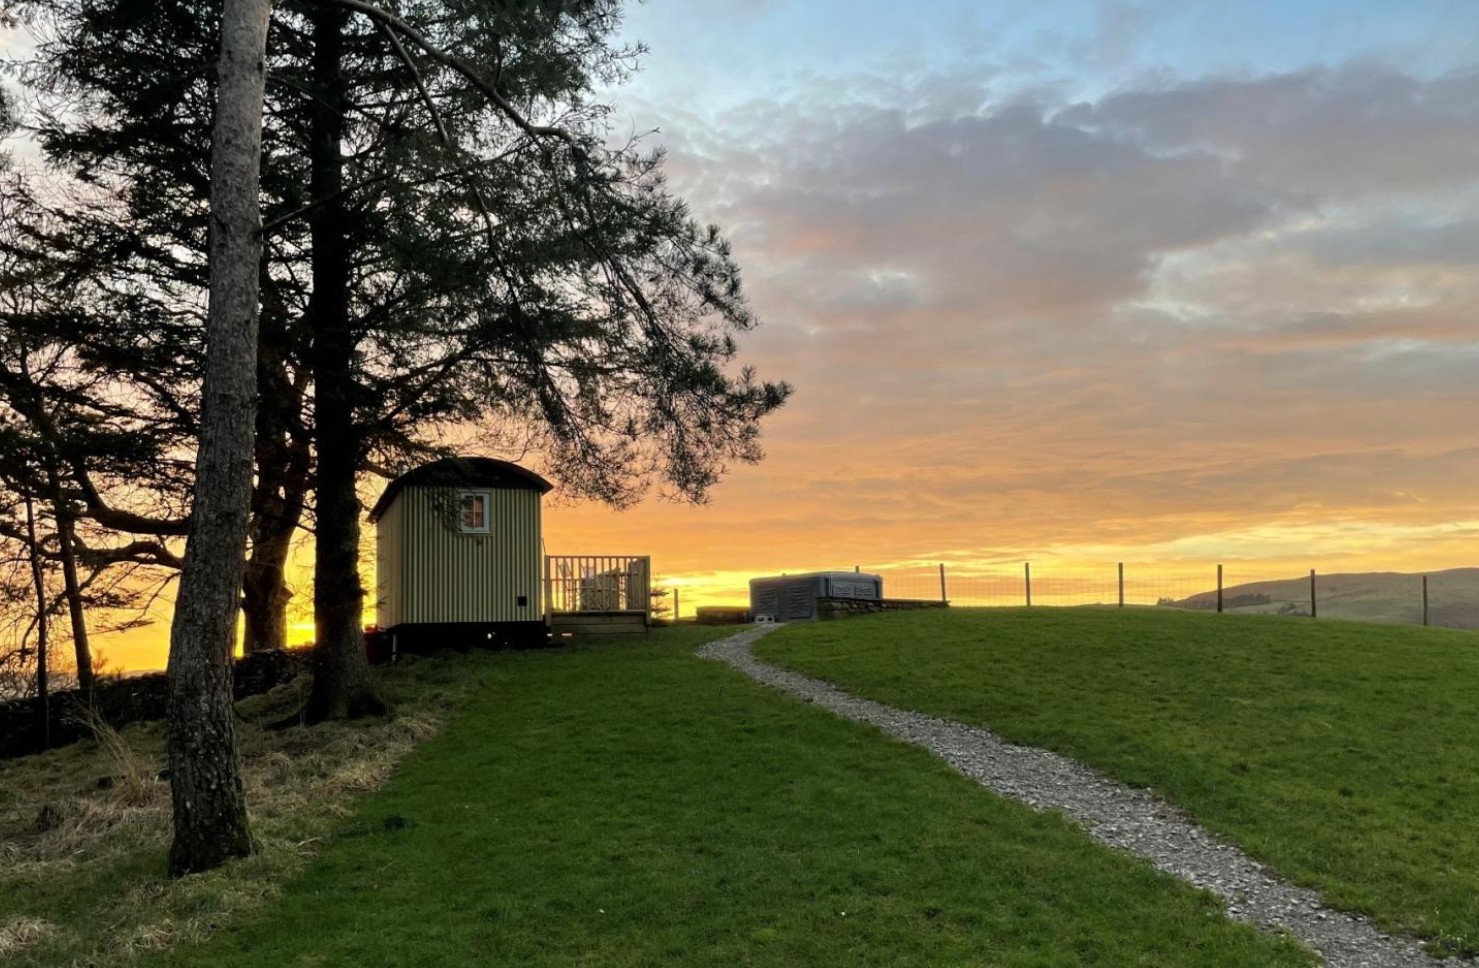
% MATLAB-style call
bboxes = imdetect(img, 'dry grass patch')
[0,916,56,957]
[0,654,484,967]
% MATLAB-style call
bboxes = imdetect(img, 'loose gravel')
[699,625,1451,968]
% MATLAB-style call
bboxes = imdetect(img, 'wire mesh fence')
[657,563,1478,630]
[845,563,1311,610]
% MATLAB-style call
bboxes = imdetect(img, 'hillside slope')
[154,628,1307,967]
[1164,567,1479,627]
[758,607,1479,955]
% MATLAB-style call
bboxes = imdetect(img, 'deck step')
[550,611,650,636]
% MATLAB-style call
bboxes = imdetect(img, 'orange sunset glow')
[13,1,1479,675]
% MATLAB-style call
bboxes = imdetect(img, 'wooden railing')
[544,555,651,618]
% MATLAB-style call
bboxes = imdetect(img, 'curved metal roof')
[368,456,554,522]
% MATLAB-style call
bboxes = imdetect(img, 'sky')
[8,1,1479,669]
[538,0,1479,595]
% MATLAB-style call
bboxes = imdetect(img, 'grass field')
[0,653,485,964]
[756,607,1479,956]
[50,626,1313,966]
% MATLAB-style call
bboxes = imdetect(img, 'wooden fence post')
[938,563,947,604]
[1025,562,1032,607]
[1117,562,1124,607]
[1217,564,1223,613]
[1423,575,1429,627]
[1310,569,1317,619]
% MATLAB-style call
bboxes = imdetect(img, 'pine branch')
[306,0,586,155]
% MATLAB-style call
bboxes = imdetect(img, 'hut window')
[457,490,491,534]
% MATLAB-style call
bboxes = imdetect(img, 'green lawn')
[151,626,1308,967]
[0,650,491,965]
[756,607,1479,956]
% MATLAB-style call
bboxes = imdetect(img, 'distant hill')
[1160,568,1479,629]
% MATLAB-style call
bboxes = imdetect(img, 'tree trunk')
[165,0,271,877]
[23,495,50,748]
[243,327,308,654]
[55,512,94,696]
[305,3,384,721]
[241,518,295,652]
[40,437,93,694]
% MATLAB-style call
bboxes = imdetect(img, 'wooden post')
[1423,575,1429,627]
[673,588,680,623]
[1025,562,1032,607]
[1310,569,1317,619]
[855,565,860,573]
[641,556,653,624]
[1216,564,1223,613]
[938,563,947,604]
[543,555,552,621]
[1117,562,1124,607]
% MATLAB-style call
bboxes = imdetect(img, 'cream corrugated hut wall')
[370,457,553,646]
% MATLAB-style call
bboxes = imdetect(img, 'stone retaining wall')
[0,648,309,760]
[815,597,949,620]
[696,606,753,625]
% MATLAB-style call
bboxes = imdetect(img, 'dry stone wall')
[0,648,308,760]
[815,597,949,620]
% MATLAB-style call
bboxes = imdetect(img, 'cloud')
[554,61,1479,588]
[698,91,1278,327]
[1060,64,1479,199]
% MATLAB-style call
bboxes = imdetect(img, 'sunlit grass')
[157,626,1310,967]
[0,653,480,966]
[757,607,1479,956]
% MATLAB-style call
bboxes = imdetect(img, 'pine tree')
[11,0,791,722]
[162,0,272,875]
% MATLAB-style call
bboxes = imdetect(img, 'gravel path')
[699,626,1450,968]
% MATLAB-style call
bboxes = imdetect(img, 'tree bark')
[23,495,50,748]
[165,0,271,877]
[39,455,93,696]
[243,324,309,654]
[55,512,94,696]
[305,3,384,721]
[241,517,296,652]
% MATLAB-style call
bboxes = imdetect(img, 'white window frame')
[457,489,492,534]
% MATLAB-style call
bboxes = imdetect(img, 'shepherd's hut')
[369,456,553,653]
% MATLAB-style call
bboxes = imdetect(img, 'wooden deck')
[549,610,650,636]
